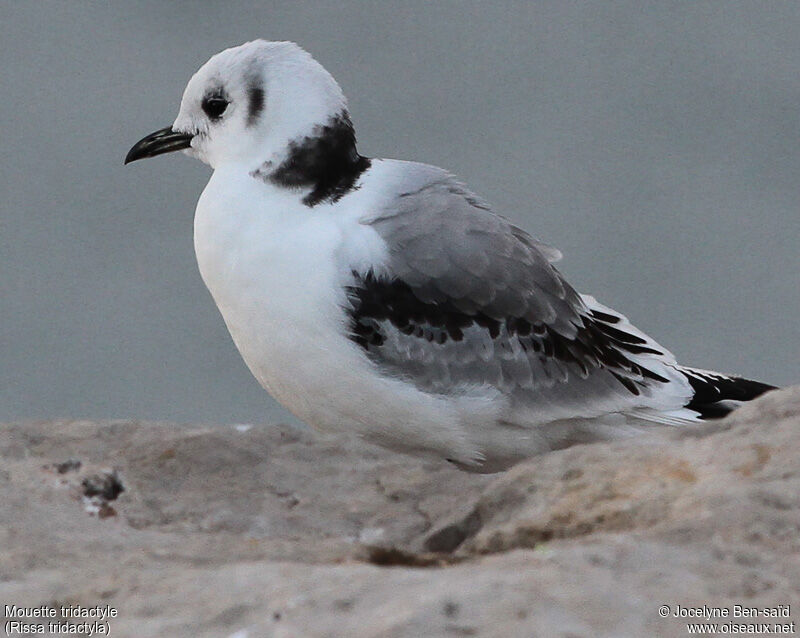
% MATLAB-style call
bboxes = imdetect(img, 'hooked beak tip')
[125,126,193,165]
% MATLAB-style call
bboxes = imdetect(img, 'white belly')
[192,167,490,466]
[194,168,353,425]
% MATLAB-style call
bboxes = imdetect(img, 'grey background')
[1,1,797,425]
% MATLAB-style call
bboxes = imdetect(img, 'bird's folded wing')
[350,170,692,424]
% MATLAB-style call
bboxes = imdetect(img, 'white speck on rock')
[358,527,386,544]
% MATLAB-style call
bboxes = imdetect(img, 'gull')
[126,40,775,472]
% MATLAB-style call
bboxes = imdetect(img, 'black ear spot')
[202,95,229,120]
[247,85,265,127]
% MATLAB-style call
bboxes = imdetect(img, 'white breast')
[194,166,358,418]
[192,163,488,466]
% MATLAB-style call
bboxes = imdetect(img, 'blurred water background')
[1,1,797,424]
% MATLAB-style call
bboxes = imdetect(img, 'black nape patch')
[267,111,371,206]
[346,271,668,394]
[247,84,265,127]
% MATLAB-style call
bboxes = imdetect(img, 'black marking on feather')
[346,272,669,393]
[610,371,640,395]
[589,309,621,324]
[264,111,371,206]
[682,371,776,419]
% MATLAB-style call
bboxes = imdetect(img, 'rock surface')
[1,387,798,637]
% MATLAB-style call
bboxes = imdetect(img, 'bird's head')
[125,40,348,170]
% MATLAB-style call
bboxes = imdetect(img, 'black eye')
[202,96,229,120]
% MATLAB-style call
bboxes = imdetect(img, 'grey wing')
[348,169,691,423]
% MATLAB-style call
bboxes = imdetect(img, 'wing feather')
[349,168,692,425]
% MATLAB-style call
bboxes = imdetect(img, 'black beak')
[125,126,194,164]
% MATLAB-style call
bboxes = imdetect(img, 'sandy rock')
[1,388,798,637]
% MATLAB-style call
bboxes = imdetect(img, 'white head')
[126,40,349,170]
